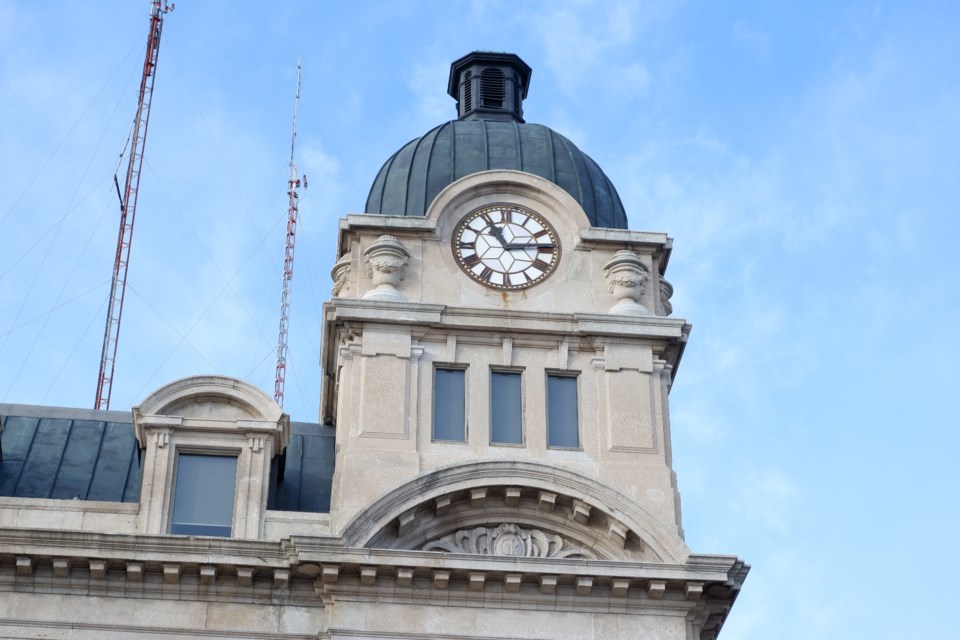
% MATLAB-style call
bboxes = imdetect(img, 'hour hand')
[487,225,507,245]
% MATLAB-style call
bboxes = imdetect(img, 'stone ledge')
[0,528,746,606]
[327,298,689,340]
[0,617,318,640]
[0,497,140,514]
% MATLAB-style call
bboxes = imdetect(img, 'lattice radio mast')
[274,56,305,410]
[95,1,173,410]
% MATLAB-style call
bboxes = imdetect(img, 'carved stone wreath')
[420,524,593,559]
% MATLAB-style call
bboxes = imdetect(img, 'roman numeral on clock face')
[462,253,481,267]
[533,259,551,271]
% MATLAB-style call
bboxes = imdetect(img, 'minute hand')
[503,242,556,249]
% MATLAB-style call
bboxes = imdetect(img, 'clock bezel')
[451,204,561,291]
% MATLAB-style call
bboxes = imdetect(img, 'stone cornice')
[0,526,746,634]
[292,544,737,584]
[325,298,690,341]
[0,526,746,590]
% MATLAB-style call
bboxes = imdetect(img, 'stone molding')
[0,526,747,631]
[326,297,690,340]
[338,461,691,564]
[425,169,593,231]
[368,484,633,562]
[134,375,284,424]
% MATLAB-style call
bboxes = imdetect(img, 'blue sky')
[1,1,958,637]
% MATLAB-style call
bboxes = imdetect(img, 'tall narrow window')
[491,371,523,444]
[170,453,237,536]
[434,368,466,441]
[547,374,579,448]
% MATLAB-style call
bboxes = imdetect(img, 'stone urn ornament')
[330,254,352,297]
[603,250,651,316]
[363,235,410,301]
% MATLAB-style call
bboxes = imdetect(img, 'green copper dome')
[364,52,629,229]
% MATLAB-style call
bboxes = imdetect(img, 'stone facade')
[0,52,746,639]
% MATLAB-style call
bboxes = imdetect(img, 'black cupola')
[447,51,532,123]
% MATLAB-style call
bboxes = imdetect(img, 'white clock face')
[452,205,560,290]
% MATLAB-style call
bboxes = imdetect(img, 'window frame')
[545,371,581,450]
[169,448,240,537]
[432,364,468,443]
[489,367,525,447]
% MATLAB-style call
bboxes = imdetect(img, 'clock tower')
[319,51,747,638]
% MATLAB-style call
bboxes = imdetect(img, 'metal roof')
[1,404,334,513]
[364,119,630,229]
[0,404,140,502]
[269,421,335,512]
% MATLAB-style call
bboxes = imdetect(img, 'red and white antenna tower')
[95,1,173,410]
[274,56,305,410]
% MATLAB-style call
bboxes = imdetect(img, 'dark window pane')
[434,369,466,441]
[547,375,579,448]
[491,371,523,444]
[171,454,237,537]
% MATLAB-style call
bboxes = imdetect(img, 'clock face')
[452,205,560,290]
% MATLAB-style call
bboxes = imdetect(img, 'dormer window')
[170,452,238,536]
[133,375,289,539]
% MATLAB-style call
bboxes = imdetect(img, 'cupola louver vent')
[463,70,472,113]
[480,68,505,109]
[513,75,522,119]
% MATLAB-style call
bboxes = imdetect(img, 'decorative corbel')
[154,429,170,449]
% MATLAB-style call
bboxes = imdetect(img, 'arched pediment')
[427,170,593,238]
[134,375,282,422]
[342,461,690,564]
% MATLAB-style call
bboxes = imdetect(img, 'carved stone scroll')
[421,524,593,559]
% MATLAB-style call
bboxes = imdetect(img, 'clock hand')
[503,242,556,249]
[488,225,507,246]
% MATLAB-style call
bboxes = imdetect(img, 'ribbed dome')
[364,119,629,229]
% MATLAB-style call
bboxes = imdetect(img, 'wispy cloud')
[525,0,661,97]
[731,19,771,60]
